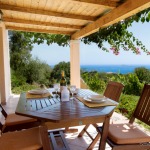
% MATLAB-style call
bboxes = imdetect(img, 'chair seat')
[0,126,43,150]
[108,123,150,144]
[5,114,37,126]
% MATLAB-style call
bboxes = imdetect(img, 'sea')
[80,65,150,74]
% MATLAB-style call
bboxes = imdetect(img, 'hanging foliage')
[11,7,150,55]
[82,7,150,55]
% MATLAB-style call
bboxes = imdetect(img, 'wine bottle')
[60,70,67,92]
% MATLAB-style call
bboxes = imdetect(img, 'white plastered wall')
[70,40,80,88]
[0,23,11,104]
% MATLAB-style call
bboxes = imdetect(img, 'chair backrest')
[0,122,3,132]
[130,84,150,126]
[0,126,51,150]
[0,104,7,132]
[103,81,124,102]
[0,104,7,118]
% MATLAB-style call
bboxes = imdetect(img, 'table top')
[15,89,117,123]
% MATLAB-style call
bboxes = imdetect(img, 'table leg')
[87,123,99,150]
[98,116,110,150]
[78,124,90,137]
[87,133,100,150]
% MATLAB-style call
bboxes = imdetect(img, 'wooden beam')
[0,4,95,21]
[6,26,73,35]
[71,0,150,39]
[3,17,81,30]
[72,0,121,8]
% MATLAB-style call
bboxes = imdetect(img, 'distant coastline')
[80,65,150,74]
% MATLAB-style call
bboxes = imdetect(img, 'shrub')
[25,58,52,86]
[11,70,26,88]
[116,94,139,118]
[50,61,70,85]
[12,83,39,94]
[81,71,106,93]
[123,74,143,96]
[134,67,150,83]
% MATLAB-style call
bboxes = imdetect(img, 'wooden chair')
[0,126,51,150]
[78,81,124,149]
[103,81,124,102]
[48,129,70,150]
[0,104,41,133]
[97,84,150,150]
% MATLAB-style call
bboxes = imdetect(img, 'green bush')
[50,61,70,85]
[11,70,26,88]
[116,94,139,118]
[12,83,39,94]
[81,71,106,93]
[25,58,52,86]
[123,74,143,95]
[134,67,150,83]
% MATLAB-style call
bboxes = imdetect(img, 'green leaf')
[148,12,150,20]
[141,17,145,23]
[146,17,149,22]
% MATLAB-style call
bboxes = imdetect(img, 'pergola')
[0,0,150,104]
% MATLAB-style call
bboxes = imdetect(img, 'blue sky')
[31,22,150,66]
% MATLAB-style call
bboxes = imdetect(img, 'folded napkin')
[26,92,51,99]
[77,97,118,108]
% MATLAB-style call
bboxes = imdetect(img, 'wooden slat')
[71,0,121,8]
[30,0,40,9]
[3,17,82,29]
[8,0,16,6]
[6,25,73,35]
[23,0,32,8]
[132,84,150,125]
[38,0,48,10]
[0,3,96,21]
[71,0,150,39]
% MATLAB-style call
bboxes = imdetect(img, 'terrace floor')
[1,94,150,150]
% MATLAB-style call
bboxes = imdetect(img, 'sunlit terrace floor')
[1,94,150,150]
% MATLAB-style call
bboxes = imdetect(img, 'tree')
[134,67,150,83]
[123,74,143,96]
[81,71,106,93]
[50,62,70,85]
[9,31,52,87]
[25,58,52,85]
[9,31,33,71]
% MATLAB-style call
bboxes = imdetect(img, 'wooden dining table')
[15,88,118,150]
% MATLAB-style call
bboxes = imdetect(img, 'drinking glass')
[70,85,76,100]
[54,83,60,97]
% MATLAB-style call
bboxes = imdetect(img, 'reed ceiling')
[0,0,150,39]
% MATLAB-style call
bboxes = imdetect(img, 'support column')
[0,23,11,104]
[70,40,80,88]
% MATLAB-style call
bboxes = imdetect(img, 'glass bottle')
[61,86,69,101]
[60,70,67,92]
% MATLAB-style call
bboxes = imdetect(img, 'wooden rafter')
[0,4,95,21]
[6,26,73,35]
[72,0,122,8]
[71,0,150,39]
[3,17,81,30]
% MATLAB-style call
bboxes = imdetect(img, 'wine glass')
[54,83,60,97]
[70,85,76,100]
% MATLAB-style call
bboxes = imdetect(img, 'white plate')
[88,95,105,101]
[83,96,106,103]
[28,89,48,95]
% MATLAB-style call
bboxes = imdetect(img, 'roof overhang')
[0,0,149,39]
